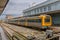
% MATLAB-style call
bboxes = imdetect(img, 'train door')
[25,19,27,26]
[17,20,20,25]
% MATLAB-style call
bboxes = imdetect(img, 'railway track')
[1,23,47,40]
[8,23,47,31]
[1,23,29,40]
[1,23,60,40]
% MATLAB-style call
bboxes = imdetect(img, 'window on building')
[27,11,31,15]
[29,11,31,15]
[36,8,39,14]
[31,10,34,15]
[39,8,41,13]
[34,9,36,14]
[40,8,43,12]
[26,13,28,16]
[30,11,31,15]
[48,6,51,11]
[44,7,46,11]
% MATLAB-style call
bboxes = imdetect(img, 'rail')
[1,23,60,40]
[1,24,29,40]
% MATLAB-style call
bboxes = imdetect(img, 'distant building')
[6,15,14,19]
[23,0,60,25]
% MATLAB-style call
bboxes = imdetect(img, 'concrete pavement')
[0,26,8,40]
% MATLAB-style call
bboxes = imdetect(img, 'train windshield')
[45,16,50,22]
[45,18,50,22]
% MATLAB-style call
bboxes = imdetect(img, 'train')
[7,15,52,29]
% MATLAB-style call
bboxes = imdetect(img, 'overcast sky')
[0,0,47,19]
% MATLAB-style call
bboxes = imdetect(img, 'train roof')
[18,15,50,20]
[9,15,50,20]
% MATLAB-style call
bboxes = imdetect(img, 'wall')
[23,1,60,16]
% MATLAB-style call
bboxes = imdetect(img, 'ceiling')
[0,0,9,15]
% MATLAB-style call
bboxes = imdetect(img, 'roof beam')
[0,0,9,15]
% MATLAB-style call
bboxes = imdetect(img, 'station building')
[23,0,60,25]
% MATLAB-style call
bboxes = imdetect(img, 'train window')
[45,18,50,22]
[27,19,41,23]
[27,20,33,22]
[37,19,41,23]
[20,20,25,22]
[14,20,17,22]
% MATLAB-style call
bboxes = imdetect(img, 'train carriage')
[8,15,52,29]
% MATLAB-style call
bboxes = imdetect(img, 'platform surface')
[0,26,8,40]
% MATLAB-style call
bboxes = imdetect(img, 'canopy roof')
[0,0,9,15]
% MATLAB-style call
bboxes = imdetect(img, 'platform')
[0,26,8,40]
